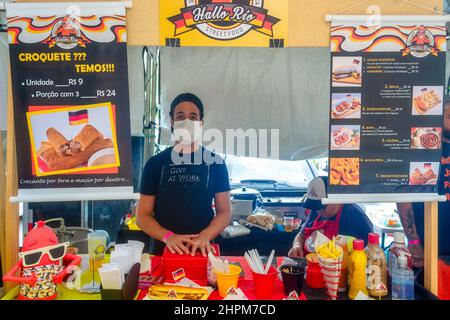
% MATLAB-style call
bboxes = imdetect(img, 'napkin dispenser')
[100,263,141,300]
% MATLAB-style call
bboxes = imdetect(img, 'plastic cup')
[88,231,107,271]
[215,265,242,298]
[252,267,278,299]
[280,264,306,296]
[284,217,294,232]
[305,254,325,289]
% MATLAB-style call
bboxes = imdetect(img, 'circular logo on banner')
[50,16,82,49]
[187,0,261,40]
[168,0,280,42]
[405,26,436,58]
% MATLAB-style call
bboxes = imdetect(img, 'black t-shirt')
[139,146,231,254]
[413,141,450,255]
[304,204,374,245]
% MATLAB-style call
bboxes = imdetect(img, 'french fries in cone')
[317,237,343,300]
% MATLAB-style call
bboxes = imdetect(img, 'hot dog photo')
[331,93,362,119]
[330,125,361,151]
[332,56,362,87]
[26,102,120,176]
[412,86,443,116]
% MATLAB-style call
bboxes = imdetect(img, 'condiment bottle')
[336,236,349,292]
[388,232,412,279]
[348,239,368,300]
[365,233,388,298]
[391,252,414,300]
[124,214,132,226]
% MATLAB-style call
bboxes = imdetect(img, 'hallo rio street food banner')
[327,16,447,203]
[160,0,288,47]
[6,2,134,202]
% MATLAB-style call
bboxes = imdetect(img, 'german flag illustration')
[69,109,89,125]
[172,268,186,281]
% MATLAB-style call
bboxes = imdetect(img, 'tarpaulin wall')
[159,47,331,160]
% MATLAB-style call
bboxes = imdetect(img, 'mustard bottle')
[348,239,368,300]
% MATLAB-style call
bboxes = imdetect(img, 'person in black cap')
[288,176,373,258]
[137,93,231,256]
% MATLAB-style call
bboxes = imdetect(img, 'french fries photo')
[330,158,360,186]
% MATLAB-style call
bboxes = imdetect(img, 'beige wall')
[18,0,442,46]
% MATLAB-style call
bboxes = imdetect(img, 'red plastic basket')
[161,244,220,282]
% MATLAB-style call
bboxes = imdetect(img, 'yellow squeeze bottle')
[348,239,368,300]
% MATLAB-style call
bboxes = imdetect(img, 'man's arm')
[396,203,421,241]
[396,202,424,268]
[190,191,232,256]
[136,195,196,255]
[288,210,313,258]
[136,195,168,242]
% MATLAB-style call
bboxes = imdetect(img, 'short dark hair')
[169,93,204,120]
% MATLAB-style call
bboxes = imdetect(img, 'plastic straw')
[250,250,264,274]
[244,252,256,273]
[224,260,230,274]
[244,252,258,273]
[254,250,265,274]
[209,252,221,273]
[265,250,275,274]
[249,250,258,272]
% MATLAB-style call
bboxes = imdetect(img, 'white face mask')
[173,119,202,145]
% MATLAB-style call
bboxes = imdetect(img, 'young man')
[396,97,450,269]
[289,176,373,258]
[137,93,232,256]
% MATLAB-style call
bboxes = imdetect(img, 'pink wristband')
[409,239,421,245]
[162,231,174,244]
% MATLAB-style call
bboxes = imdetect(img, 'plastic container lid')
[368,233,380,245]
[394,232,405,244]
[353,239,365,250]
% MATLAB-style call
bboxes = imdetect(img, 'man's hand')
[409,243,424,269]
[165,234,197,255]
[189,232,216,257]
[288,245,304,258]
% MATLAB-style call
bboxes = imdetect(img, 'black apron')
[151,161,214,255]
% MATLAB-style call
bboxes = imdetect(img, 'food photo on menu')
[26,103,120,176]
[331,56,362,87]
[329,157,360,186]
[330,125,361,151]
[412,86,443,116]
[411,127,442,150]
[331,93,362,119]
[409,162,439,186]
